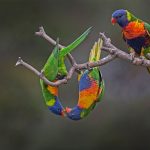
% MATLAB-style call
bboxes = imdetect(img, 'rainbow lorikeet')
[65,39,105,120]
[40,27,92,116]
[111,9,150,72]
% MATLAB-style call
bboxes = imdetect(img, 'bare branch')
[16,30,150,87]
[77,54,116,69]
[100,32,150,67]
[15,54,113,86]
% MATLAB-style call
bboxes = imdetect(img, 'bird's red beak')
[111,17,117,25]
[61,110,66,117]
[65,107,72,113]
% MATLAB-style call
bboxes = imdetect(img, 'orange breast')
[78,81,99,109]
[123,22,146,39]
[47,85,58,96]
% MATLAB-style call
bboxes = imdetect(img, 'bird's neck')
[119,13,137,28]
[119,21,129,28]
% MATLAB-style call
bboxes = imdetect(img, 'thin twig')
[35,26,77,66]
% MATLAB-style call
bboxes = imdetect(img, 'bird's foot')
[56,73,66,80]
[139,55,145,60]
[130,52,136,61]
[132,56,145,65]
[86,63,93,71]
[146,53,150,59]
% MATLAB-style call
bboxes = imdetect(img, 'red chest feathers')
[122,22,146,39]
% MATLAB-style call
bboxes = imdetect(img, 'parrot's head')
[65,106,82,120]
[111,9,131,28]
[48,97,66,116]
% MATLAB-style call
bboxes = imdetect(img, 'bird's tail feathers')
[59,27,92,58]
[89,38,103,62]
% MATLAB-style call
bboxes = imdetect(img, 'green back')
[144,22,150,32]
[43,43,59,81]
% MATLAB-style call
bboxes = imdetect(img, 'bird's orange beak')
[111,17,117,25]
[65,107,72,113]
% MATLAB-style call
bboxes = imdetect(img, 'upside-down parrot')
[111,9,150,73]
[65,38,105,120]
[40,27,92,116]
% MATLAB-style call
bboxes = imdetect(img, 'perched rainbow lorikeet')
[40,27,92,116]
[111,9,150,72]
[65,38,105,120]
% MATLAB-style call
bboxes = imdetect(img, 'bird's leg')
[146,30,150,37]
[130,52,136,60]
[132,49,146,65]
[139,48,146,62]
[129,50,136,61]
[142,47,150,59]
[146,53,150,59]
[86,63,93,71]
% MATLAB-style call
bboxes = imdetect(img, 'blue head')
[48,96,65,116]
[111,9,129,27]
[66,106,83,120]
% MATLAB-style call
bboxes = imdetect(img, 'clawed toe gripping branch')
[16,26,150,86]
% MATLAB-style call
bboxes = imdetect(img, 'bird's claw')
[86,63,92,71]
[146,53,150,59]
[132,56,145,65]
[139,55,145,60]
[130,52,135,61]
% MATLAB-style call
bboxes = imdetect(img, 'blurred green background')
[1,0,150,150]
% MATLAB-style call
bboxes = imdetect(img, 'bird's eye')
[116,15,122,19]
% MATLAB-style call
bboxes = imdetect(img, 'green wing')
[144,22,150,33]
[42,42,59,81]
[128,11,150,33]
[59,27,92,58]
[130,12,150,33]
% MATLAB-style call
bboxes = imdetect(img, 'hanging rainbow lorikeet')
[65,38,105,120]
[111,9,150,73]
[40,27,92,116]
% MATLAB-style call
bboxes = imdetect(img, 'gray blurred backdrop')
[1,0,150,150]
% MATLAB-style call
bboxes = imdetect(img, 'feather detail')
[123,21,146,39]
[78,79,99,109]
[47,85,58,96]
[89,38,102,62]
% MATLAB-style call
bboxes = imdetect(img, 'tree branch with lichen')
[15,26,150,87]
